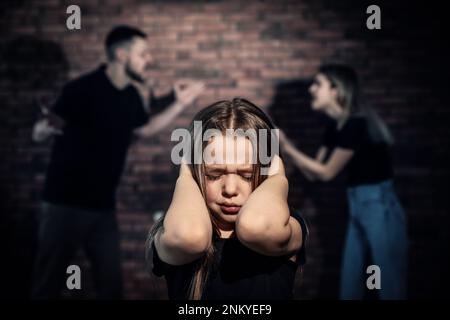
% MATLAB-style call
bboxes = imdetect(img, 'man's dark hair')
[105,25,147,61]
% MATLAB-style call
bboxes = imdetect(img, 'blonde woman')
[279,64,408,299]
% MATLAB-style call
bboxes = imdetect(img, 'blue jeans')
[340,180,408,300]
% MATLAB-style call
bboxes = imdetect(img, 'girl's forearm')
[163,172,212,246]
[235,171,292,254]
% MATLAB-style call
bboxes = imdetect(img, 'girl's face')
[309,73,342,118]
[204,134,255,233]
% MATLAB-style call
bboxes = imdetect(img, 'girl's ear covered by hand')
[179,156,193,178]
[267,154,286,177]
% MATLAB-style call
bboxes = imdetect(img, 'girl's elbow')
[163,228,211,255]
[235,217,269,244]
[236,216,290,252]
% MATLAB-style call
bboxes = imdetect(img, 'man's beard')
[125,62,144,83]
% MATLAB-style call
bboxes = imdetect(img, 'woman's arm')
[155,163,212,266]
[235,156,303,257]
[300,146,328,181]
[284,142,353,181]
[278,129,323,181]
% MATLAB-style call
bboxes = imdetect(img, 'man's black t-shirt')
[152,211,308,300]
[43,65,175,211]
[323,116,393,187]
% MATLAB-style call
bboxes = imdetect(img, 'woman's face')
[203,134,255,232]
[309,73,341,117]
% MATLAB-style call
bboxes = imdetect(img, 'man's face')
[124,37,154,83]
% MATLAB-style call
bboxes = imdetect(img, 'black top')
[152,211,308,300]
[323,116,393,187]
[43,65,175,211]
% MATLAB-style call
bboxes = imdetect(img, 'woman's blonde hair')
[319,64,394,145]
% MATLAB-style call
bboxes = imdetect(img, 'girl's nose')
[222,174,238,197]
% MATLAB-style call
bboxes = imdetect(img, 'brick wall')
[1,0,448,299]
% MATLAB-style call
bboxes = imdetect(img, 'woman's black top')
[322,116,393,187]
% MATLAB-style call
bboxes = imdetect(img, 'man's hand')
[40,105,65,129]
[174,80,205,107]
[32,104,65,142]
[32,118,63,142]
[133,80,205,138]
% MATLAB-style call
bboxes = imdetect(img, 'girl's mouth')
[220,205,241,214]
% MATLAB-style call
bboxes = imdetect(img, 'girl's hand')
[267,154,286,177]
[179,157,193,178]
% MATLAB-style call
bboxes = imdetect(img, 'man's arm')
[134,99,185,138]
[149,90,176,117]
[134,80,205,138]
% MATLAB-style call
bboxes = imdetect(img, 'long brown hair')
[147,98,278,299]
[319,64,394,145]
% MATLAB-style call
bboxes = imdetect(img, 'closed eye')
[240,174,253,181]
[206,174,221,181]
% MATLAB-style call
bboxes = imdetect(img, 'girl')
[279,64,408,299]
[147,98,307,300]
